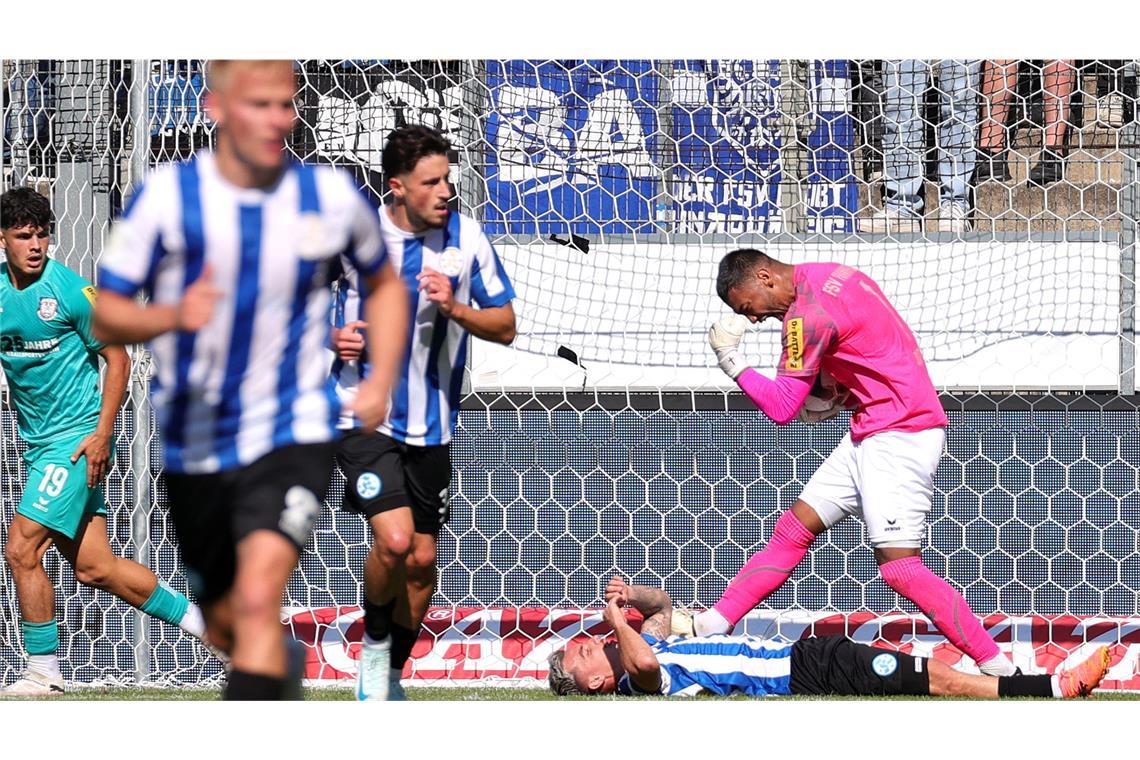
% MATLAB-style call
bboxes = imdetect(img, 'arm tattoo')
[639,611,671,640]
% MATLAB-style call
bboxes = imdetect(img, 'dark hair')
[381,124,451,181]
[1,187,54,232]
[716,248,775,303]
[547,649,584,696]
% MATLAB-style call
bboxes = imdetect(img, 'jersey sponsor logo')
[81,285,97,305]
[356,472,382,500]
[785,317,804,371]
[871,652,898,677]
[0,335,59,355]
[36,297,58,321]
[280,486,320,545]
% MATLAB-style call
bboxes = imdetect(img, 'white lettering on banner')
[675,210,784,235]
[315,84,466,171]
[495,85,570,183]
[805,181,845,210]
[493,85,655,190]
[315,95,361,161]
[574,88,655,180]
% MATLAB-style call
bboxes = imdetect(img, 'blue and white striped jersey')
[617,634,795,697]
[332,208,514,446]
[98,151,388,474]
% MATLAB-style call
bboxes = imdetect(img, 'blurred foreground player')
[0,188,210,696]
[548,577,1111,699]
[702,250,1019,676]
[93,60,408,699]
[330,125,516,700]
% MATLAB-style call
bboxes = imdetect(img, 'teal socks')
[140,581,191,626]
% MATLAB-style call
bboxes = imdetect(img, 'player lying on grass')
[547,576,1111,699]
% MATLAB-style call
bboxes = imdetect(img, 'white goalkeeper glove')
[708,314,750,380]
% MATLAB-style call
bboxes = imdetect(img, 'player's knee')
[4,537,39,574]
[374,530,413,564]
[230,579,283,623]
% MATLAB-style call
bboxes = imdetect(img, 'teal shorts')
[17,435,108,539]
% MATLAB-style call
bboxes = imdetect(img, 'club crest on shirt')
[36,297,58,321]
[438,247,465,278]
[296,212,333,261]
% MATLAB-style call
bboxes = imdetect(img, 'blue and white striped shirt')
[98,151,388,474]
[617,634,795,697]
[333,208,514,446]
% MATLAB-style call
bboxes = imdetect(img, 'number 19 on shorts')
[38,463,70,498]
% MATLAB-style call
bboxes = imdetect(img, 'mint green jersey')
[0,259,104,445]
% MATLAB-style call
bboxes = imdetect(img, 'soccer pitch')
[18,687,1140,701]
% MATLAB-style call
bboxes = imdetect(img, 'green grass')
[8,687,1140,701]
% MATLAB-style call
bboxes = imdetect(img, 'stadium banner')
[481,59,856,236]
[295,60,472,205]
[670,59,783,234]
[483,59,660,235]
[285,606,1140,691]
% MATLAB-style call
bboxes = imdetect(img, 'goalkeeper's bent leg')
[696,508,816,635]
[879,555,1015,675]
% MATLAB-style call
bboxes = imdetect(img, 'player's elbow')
[769,408,799,426]
[498,321,517,345]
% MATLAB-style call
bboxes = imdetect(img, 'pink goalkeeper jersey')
[776,263,948,442]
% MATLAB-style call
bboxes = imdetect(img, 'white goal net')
[2,58,1139,689]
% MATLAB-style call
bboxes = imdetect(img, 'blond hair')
[206,60,295,93]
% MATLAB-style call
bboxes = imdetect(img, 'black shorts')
[163,442,337,604]
[789,636,930,697]
[335,429,451,534]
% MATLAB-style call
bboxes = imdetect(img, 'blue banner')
[484,59,858,235]
[483,60,660,235]
[669,59,783,234]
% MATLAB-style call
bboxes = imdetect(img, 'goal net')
[2,58,1139,690]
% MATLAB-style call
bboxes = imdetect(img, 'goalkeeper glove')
[708,314,750,379]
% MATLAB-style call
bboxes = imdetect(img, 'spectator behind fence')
[976,60,1075,187]
[861,60,981,234]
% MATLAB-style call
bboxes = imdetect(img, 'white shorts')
[798,427,946,549]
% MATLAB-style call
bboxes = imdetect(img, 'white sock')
[1050,674,1063,698]
[179,603,206,638]
[693,609,732,637]
[363,633,391,649]
[978,653,1017,677]
[27,654,60,678]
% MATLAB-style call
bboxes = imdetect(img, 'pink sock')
[712,510,815,625]
[879,556,1000,666]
